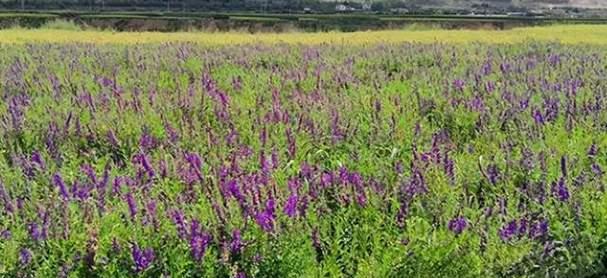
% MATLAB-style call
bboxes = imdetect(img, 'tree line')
[0,0,402,12]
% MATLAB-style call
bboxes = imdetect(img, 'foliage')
[1,41,607,277]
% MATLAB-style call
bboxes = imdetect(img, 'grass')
[229,16,284,21]
[0,24,607,45]
[39,19,82,31]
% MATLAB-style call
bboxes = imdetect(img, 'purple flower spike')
[189,219,212,261]
[529,219,549,239]
[170,210,187,239]
[283,194,298,218]
[592,163,603,177]
[126,192,137,219]
[0,229,11,240]
[52,173,69,200]
[230,229,243,254]
[453,79,465,91]
[19,248,32,266]
[486,164,499,185]
[499,220,518,242]
[552,177,570,202]
[255,211,274,233]
[31,151,45,169]
[132,245,154,273]
[588,144,598,158]
[448,216,468,235]
[28,222,43,241]
[190,233,212,262]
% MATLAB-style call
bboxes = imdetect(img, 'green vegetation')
[0,10,606,32]
[2,39,607,277]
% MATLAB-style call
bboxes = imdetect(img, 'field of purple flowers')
[2,42,607,277]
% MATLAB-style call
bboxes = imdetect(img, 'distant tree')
[371,1,384,11]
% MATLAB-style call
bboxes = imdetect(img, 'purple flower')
[131,245,154,273]
[481,62,492,75]
[99,164,110,190]
[230,229,243,254]
[253,253,264,264]
[320,172,333,187]
[271,149,279,169]
[227,180,245,204]
[19,248,32,266]
[348,172,363,187]
[140,154,156,178]
[189,220,212,261]
[448,216,468,235]
[184,152,201,167]
[107,130,120,148]
[394,161,404,174]
[355,192,367,207]
[126,192,137,219]
[287,178,301,193]
[58,263,70,278]
[28,222,43,241]
[500,62,511,73]
[532,109,544,125]
[81,164,97,185]
[299,163,313,180]
[31,151,45,169]
[145,200,157,228]
[99,76,113,87]
[453,79,465,91]
[485,81,495,93]
[190,233,212,262]
[0,181,14,214]
[164,123,179,143]
[259,127,267,147]
[486,164,499,185]
[184,152,203,176]
[404,167,427,197]
[255,211,274,233]
[283,194,298,218]
[588,143,598,158]
[552,177,570,202]
[499,220,518,241]
[548,54,561,66]
[592,163,603,177]
[52,173,69,200]
[520,148,534,171]
[518,218,528,235]
[170,210,187,239]
[443,155,455,183]
[529,219,549,239]
[139,130,157,151]
[1,229,11,240]
[265,198,276,218]
[8,97,24,131]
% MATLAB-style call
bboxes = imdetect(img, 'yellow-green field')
[1,24,607,45]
